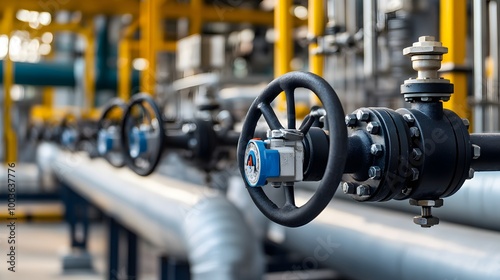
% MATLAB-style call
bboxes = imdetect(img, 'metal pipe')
[326,171,500,232]
[0,61,138,88]
[473,0,487,132]
[363,0,376,80]
[49,146,264,279]
[0,164,41,193]
[470,134,500,171]
[281,192,500,280]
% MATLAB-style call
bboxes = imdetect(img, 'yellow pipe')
[83,25,96,118]
[118,20,139,101]
[309,0,325,106]
[274,0,293,113]
[274,0,293,77]
[140,0,161,95]
[190,0,203,35]
[2,6,17,163]
[440,0,469,121]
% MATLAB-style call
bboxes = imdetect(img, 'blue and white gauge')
[244,140,280,187]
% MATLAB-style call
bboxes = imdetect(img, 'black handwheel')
[120,94,165,176]
[237,71,347,227]
[97,98,127,167]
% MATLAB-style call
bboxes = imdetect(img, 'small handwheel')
[120,94,165,176]
[237,71,347,227]
[97,98,127,167]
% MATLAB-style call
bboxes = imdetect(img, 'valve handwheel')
[237,71,347,227]
[97,98,127,167]
[120,94,166,176]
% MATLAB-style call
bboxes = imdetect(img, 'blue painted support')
[126,228,138,279]
[61,183,89,250]
[160,257,190,280]
[108,217,120,280]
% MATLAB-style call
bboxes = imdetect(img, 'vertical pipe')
[473,0,487,132]
[274,0,293,77]
[118,38,132,101]
[274,0,293,112]
[140,0,160,94]
[83,23,96,117]
[119,20,139,101]
[440,0,469,122]
[190,0,203,35]
[363,0,376,80]
[2,6,16,163]
[488,1,499,132]
[309,0,324,77]
[309,0,325,106]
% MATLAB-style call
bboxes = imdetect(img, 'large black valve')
[120,94,240,176]
[237,71,348,227]
[97,98,127,167]
[238,36,500,228]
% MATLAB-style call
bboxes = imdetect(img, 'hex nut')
[356,185,371,197]
[409,127,420,138]
[472,144,481,160]
[342,182,356,194]
[356,110,370,121]
[413,216,440,228]
[403,114,415,124]
[345,114,357,127]
[366,122,380,134]
[410,168,419,181]
[462,118,470,129]
[409,199,444,208]
[370,144,384,156]
[468,168,475,179]
[368,166,382,179]
[411,148,423,161]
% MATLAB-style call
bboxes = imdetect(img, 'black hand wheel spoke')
[258,102,283,130]
[120,94,165,176]
[237,71,347,227]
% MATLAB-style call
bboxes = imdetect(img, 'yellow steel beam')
[162,2,305,26]
[0,0,139,16]
[309,0,325,106]
[160,41,177,52]
[2,6,17,163]
[440,0,469,121]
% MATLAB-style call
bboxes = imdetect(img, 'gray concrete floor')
[0,222,106,280]
[0,221,344,280]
